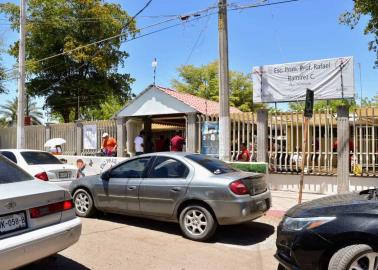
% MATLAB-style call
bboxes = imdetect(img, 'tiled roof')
[157,86,242,115]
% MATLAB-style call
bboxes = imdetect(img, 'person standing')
[101,133,117,156]
[170,131,185,152]
[237,143,251,162]
[134,130,145,155]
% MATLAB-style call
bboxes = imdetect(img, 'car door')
[95,157,152,214]
[139,156,192,218]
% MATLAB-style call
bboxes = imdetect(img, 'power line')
[0,0,300,79]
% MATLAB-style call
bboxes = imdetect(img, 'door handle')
[127,186,137,190]
[170,187,182,192]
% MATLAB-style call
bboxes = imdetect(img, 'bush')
[230,162,267,174]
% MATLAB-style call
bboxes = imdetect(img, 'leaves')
[340,0,378,67]
[0,0,138,122]
[0,96,43,125]
[172,61,264,112]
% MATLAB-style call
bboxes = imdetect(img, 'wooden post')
[298,116,309,204]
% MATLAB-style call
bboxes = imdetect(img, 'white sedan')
[0,149,78,190]
[0,155,81,269]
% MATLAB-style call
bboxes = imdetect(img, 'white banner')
[252,57,355,103]
[83,125,97,150]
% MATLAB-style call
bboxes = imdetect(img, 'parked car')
[0,155,81,269]
[275,189,378,270]
[0,149,78,189]
[69,152,271,241]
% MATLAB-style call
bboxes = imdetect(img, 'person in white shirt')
[134,130,145,155]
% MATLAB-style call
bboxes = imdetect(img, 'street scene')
[0,0,378,270]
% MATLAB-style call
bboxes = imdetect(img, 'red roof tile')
[157,86,242,115]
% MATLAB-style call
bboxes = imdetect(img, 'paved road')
[22,214,280,270]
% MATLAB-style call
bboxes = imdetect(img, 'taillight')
[35,172,49,181]
[29,200,74,218]
[229,180,249,195]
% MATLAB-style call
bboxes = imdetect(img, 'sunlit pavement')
[21,190,327,270]
[21,214,280,270]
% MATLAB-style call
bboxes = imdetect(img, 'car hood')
[286,192,378,218]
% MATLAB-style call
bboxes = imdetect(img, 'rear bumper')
[207,190,272,225]
[0,217,81,269]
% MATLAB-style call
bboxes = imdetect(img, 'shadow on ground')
[97,213,275,246]
[20,255,90,270]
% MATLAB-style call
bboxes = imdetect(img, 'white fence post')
[76,121,83,156]
[257,109,268,162]
[337,106,350,193]
[116,117,127,157]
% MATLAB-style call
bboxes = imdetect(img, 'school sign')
[252,57,355,103]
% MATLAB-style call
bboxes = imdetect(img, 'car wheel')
[73,189,96,217]
[328,244,377,270]
[179,204,217,241]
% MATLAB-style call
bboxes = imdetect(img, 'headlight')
[282,216,336,231]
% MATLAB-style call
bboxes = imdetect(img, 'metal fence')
[0,107,377,177]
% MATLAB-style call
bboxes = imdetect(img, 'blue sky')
[0,0,377,116]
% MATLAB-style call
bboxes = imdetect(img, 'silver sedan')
[0,155,81,269]
[69,152,271,241]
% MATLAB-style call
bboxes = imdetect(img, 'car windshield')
[21,151,62,165]
[186,154,237,175]
[0,156,33,183]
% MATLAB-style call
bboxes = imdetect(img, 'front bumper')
[207,190,272,225]
[0,217,82,270]
[275,224,332,270]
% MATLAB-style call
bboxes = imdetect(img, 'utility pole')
[218,0,231,161]
[16,0,26,149]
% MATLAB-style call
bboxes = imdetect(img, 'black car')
[275,189,378,270]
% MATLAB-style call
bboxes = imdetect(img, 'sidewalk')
[267,190,327,218]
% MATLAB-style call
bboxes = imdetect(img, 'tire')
[73,189,96,217]
[179,204,217,241]
[328,244,376,270]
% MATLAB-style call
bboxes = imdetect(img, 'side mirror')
[101,170,110,181]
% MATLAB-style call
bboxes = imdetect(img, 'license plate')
[0,212,27,235]
[256,200,267,211]
[58,171,70,179]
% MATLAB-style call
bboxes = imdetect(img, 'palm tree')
[0,97,43,126]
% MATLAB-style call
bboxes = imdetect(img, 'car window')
[148,156,189,179]
[186,154,237,175]
[0,156,33,183]
[110,157,151,178]
[20,151,62,165]
[0,151,17,163]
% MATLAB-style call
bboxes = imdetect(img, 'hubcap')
[349,252,378,270]
[75,192,90,214]
[184,209,207,236]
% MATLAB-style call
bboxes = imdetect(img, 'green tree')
[0,117,7,128]
[288,99,358,112]
[0,0,137,122]
[172,61,262,112]
[0,96,43,126]
[340,0,378,67]
[81,95,126,120]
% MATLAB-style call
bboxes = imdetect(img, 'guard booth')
[115,85,241,157]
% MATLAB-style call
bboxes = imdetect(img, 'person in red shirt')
[170,131,185,152]
[237,143,251,162]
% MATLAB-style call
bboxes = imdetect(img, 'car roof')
[137,152,200,158]
[0,149,48,153]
